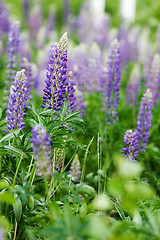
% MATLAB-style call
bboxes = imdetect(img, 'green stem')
[12,153,23,188]
[80,136,94,183]
[44,177,50,204]
[27,156,34,175]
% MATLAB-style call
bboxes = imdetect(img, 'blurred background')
[3,0,160,32]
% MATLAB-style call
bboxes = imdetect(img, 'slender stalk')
[80,136,94,183]
[97,132,101,193]
[44,177,50,204]
[27,155,34,175]
[12,153,23,188]
[13,221,18,240]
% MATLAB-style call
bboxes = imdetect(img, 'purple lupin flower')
[21,57,33,100]
[106,39,121,124]
[137,89,153,152]
[122,130,138,162]
[30,124,52,178]
[53,148,64,171]
[6,69,28,131]
[146,54,160,105]
[67,71,76,112]
[41,32,68,111]
[126,64,140,106]
[4,21,20,105]
[69,154,81,182]
[23,0,29,23]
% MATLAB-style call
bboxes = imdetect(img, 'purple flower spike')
[53,148,64,171]
[106,39,121,124]
[4,21,20,105]
[69,154,81,182]
[67,71,76,112]
[30,124,52,178]
[21,57,33,100]
[146,54,160,105]
[137,89,153,152]
[6,69,28,131]
[42,32,68,111]
[126,64,140,106]
[122,130,138,162]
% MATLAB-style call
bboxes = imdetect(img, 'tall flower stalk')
[6,69,28,131]
[69,154,81,182]
[122,130,138,162]
[137,89,153,152]
[126,64,140,106]
[53,148,64,171]
[41,32,68,111]
[21,57,33,100]
[4,21,20,105]
[146,54,160,105]
[30,124,52,178]
[106,39,121,124]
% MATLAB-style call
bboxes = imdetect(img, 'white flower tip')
[111,38,119,48]
[68,71,72,77]
[144,89,152,100]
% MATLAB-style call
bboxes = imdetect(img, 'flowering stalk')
[122,130,138,162]
[137,89,153,152]
[4,21,20,105]
[106,39,121,124]
[6,69,28,131]
[21,57,33,100]
[126,64,140,106]
[30,124,52,178]
[53,148,64,171]
[41,32,68,111]
[146,54,160,105]
[69,154,81,182]
[67,71,76,112]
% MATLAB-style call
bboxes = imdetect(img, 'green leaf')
[0,191,15,204]
[39,109,53,116]
[0,129,21,143]
[60,101,68,121]
[3,145,29,158]
[13,197,22,222]
[0,180,10,189]
[25,118,38,128]
[0,120,7,127]
[77,184,96,197]
[64,111,82,121]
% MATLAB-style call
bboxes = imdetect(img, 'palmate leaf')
[0,129,21,143]
[64,110,83,122]
[28,102,44,128]
[25,118,38,128]
[3,145,29,159]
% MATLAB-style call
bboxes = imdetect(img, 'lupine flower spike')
[106,39,121,124]
[122,130,138,162]
[4,21,20,106]
[42,32,68,111]
[126,64,140,106]
[6,69,28,131]
[137,89,153,152]
[21,57,33,100]
[69,154,81,182]
[146,54,160,105]
[30,124,52,178]
[53,148,64,171]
